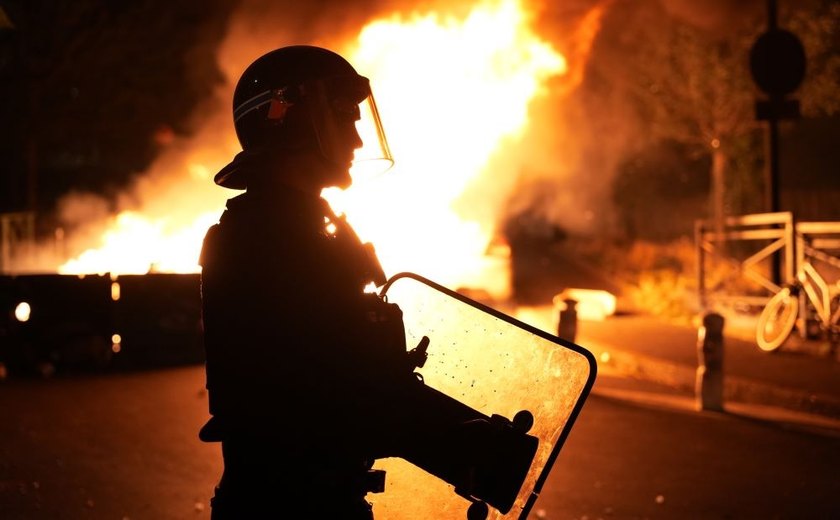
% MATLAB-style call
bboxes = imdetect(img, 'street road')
[1,365,838,519]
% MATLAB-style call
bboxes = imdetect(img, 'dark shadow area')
[0,273,204,379]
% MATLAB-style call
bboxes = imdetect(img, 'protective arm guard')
[397,378,539,515]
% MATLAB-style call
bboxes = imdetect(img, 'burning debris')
[11,0,606,305]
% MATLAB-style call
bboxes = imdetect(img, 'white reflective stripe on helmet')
[233,90,274,123]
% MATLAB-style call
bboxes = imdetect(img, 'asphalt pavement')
[2,304,840,518]
[516,308,840,430]
[511,238,840,428]
[2,362,838,519]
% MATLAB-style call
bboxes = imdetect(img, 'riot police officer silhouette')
[199,45,538,520]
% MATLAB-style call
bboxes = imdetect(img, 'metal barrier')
[0,211,35,273]
[695,212,840,311]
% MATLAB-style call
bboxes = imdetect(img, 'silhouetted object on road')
[198,45,541,519]
[696,311,725,412]
[557,298,578,343]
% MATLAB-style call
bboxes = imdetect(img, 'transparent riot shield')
[369,272,597,520]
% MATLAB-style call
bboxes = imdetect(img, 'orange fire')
[57,0,599,301]
[325,0,566,299]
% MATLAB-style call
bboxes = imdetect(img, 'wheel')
[466,501,488,520]
[756,287,798,352]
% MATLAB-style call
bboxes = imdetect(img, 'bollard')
[696,312,725,411]
[557,299,578,343]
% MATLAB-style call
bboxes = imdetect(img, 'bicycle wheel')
[756,287,799,352]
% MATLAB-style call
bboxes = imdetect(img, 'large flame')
[325,0,565,299]
[59,210,222,274]
[58,0,571,300]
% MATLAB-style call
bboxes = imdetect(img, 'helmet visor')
[308,75,394,179]
[351,92,394,179]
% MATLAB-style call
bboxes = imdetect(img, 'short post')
[696,312,725,411]
[557,299,578,343]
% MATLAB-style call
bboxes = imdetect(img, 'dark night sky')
[0,0,236,214]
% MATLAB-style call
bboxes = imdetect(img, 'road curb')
[585,339,840,420]
[592,383,840,436]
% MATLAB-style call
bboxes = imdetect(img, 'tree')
[788,0,840,118]
[628,5,761,234]
[602,0,838,233]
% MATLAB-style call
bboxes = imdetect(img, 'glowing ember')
[59,0,569,298]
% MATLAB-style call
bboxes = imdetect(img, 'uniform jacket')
[199,175,408,459]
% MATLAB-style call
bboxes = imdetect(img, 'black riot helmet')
[216,45,393,189]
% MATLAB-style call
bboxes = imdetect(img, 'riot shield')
[369,272,597,520]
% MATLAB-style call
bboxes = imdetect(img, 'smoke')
[466,0,618,237]
[658,0,764,33]
[23,0,760,273]
[489,0,767,240]
[23,0,402,272]
[13,1,601,273]
[216,0,393,85]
